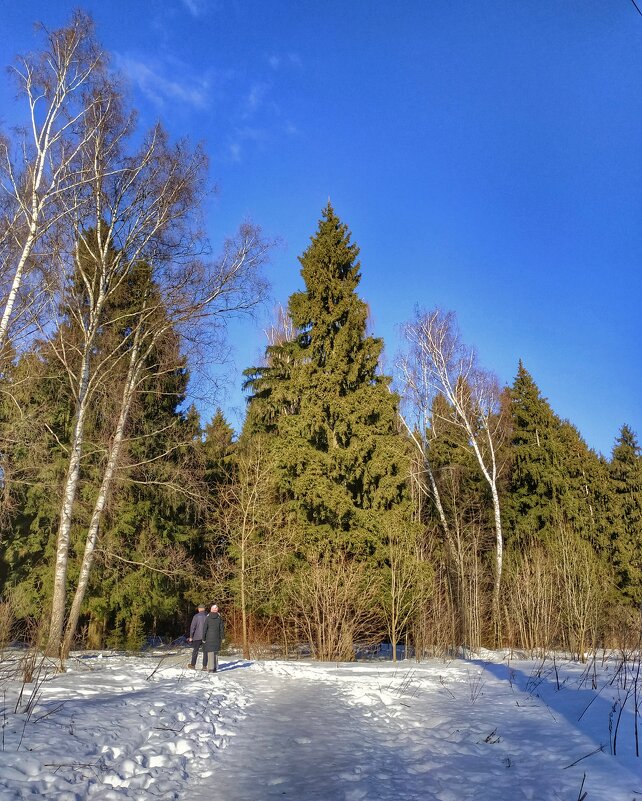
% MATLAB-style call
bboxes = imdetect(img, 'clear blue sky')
[1,0,641,456]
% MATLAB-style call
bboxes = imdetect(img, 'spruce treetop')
[243,204,409,554]
[289,203,382,386]
[612,424,640,465]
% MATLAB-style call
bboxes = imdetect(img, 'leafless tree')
[213,436,290,659]
[264,303,295,347]
[0,12,104,360]
[59,225,269,658]
[503,545,559,655]
[45,62,270,656]
[289,549,382,661]
[380,510,432,661]
[398,308,508,640]
[557,522,606,661]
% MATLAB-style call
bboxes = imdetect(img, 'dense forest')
[0,14,640,663]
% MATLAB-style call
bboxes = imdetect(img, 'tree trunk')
[241,544,250,660]
[0,224,37,359]
[87,614,105,649]
[61,342,140,657]
[490,482,504,645]
[390,565,398,663]
[47,281,107,656]
[47,385,91,655]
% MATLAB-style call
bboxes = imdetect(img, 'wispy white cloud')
[181,0,212,18]
[267,52,302,71]
[227,126,269,163]
[114,53,211,110]
[243,82,270,117]
[227,48,305,163]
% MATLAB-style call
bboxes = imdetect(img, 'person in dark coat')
[202,604,225,672]
[187,605,207,669]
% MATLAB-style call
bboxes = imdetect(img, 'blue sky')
[1,0,641,455]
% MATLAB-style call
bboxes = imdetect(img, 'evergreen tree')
[202,409,236,491]
[506,362,566,547]
[197,408,237,603]
[608,425,642,604]
[245,204,409,557]
[506,362,611,557]
[85,389,203,646]
[0,252,205,642]
[556,420,610,553]
[70,265,207,644]
[0,349,74,614]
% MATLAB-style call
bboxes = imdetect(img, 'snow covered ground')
[0,648,640,800]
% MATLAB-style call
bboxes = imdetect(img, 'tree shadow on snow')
[218,659,253,671]
[470,657,639,761]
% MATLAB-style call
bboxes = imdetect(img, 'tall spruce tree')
[556,420,610,552]
[202,409,236,490]
[506,362,610,571]
[244,204,408,556]
[506,362,567,546]
[608,425,642,604]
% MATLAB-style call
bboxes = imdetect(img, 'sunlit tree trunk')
[48,288,106,653]
[399,308,508,644]
[61,328,142,657]
[0,13,103,360]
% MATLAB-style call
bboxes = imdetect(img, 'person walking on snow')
[202,604,225,673]
[187,604,207,669]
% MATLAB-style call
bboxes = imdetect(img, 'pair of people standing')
[188,604,224,672]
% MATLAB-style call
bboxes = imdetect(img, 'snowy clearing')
[0,649,640,800]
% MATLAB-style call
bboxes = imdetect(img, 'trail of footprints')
[52,668,247,800]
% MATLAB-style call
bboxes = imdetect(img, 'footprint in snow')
[338,770,363,782]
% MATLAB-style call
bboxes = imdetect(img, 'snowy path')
[185,659,642,801]
[190,665,418,801]
[1,652,642,801]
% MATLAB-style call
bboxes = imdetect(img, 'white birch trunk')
[47,283,107,655]
[0,27,90,358]
[0,223,37,356]
[460,418,504,636]
[490,482,504,631]
[401,310,506,642]
[61,331,142,656]
[0,115,51,356]
[47,373,91,653]
[397,409,451,539]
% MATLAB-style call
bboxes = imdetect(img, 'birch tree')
[45,60,269,655]
[397,336,477,646]
[396,343,452,542]
[0,12,103,360]
[60,225,269,657]
[399,308,508,639]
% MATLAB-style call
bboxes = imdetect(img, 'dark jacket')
[189,610,207,640]
[202,612,224,652]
